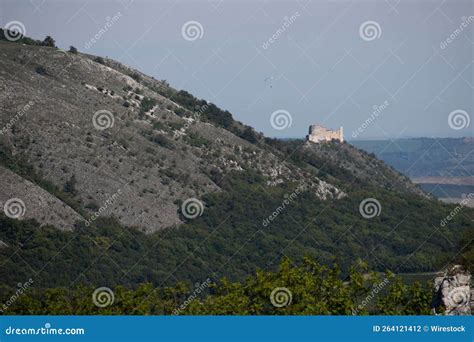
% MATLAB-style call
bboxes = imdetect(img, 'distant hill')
[352,138,474,204]
[352,138,474,178]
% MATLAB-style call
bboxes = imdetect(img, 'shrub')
[63,174,77,195]
[153,121,165,131]
[35,65,47,75]
[185,133,211,147]
[173,107,185,117]
[41,35,56,47]
[140,97,157,114]
[129,72,141,82]
[69,46,78,54]
[94,57,105,64]
[151,133,174,149]
[239,127,259,144]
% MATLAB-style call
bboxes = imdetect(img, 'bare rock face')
[0,166,83,230]
[0,42,348,233]
[433,265,471,315]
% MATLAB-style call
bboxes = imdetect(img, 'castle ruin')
[307,124,343,143]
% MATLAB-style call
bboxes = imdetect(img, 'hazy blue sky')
[1,0,473,139]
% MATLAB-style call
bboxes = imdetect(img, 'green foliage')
[41,36,56,48]
[140,97,157,115]
[2,258,432,315]
[150,133,174,149]
[376,277,432,315]
[162,90,242,136]
[167,122,185,131]
[0,148,83,215]
[129,72,142,82]
[173,107,185,117]
[152,121,165,131]
[458,228,474,271]
[239,127,259,144]
[184,133,211,147]
[0,169,470,293]
[94,57,105,65]
[0,29,41,45]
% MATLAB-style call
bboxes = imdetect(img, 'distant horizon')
[13,29,473,142]
[275,135,473,141]
[2,0,472,140]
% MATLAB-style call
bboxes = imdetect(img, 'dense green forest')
[0,169,471,296]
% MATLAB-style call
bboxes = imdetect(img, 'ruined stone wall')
[307,125,343,143]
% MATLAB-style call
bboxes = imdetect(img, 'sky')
[1,0,473,139]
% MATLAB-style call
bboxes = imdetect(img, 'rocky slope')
[0,40,346,232]
[0,36,472,289]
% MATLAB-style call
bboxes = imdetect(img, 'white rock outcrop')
[432,265,472,315]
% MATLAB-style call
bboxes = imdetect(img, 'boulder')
[432,265,471,315]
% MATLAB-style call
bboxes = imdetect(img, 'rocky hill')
[0,39,426,233]
[0,40,344,232]
[0,35,471,289]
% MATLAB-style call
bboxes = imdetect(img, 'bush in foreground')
[2,258,432,315]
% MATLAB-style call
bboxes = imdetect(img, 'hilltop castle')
[307,124,343,143]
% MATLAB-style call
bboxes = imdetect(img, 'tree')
[2,257,433,315]
[63,174,77,194]
[94,56,105,65]
[41,36,56,48]
[69,46,78,54]
[240,127,258,144]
